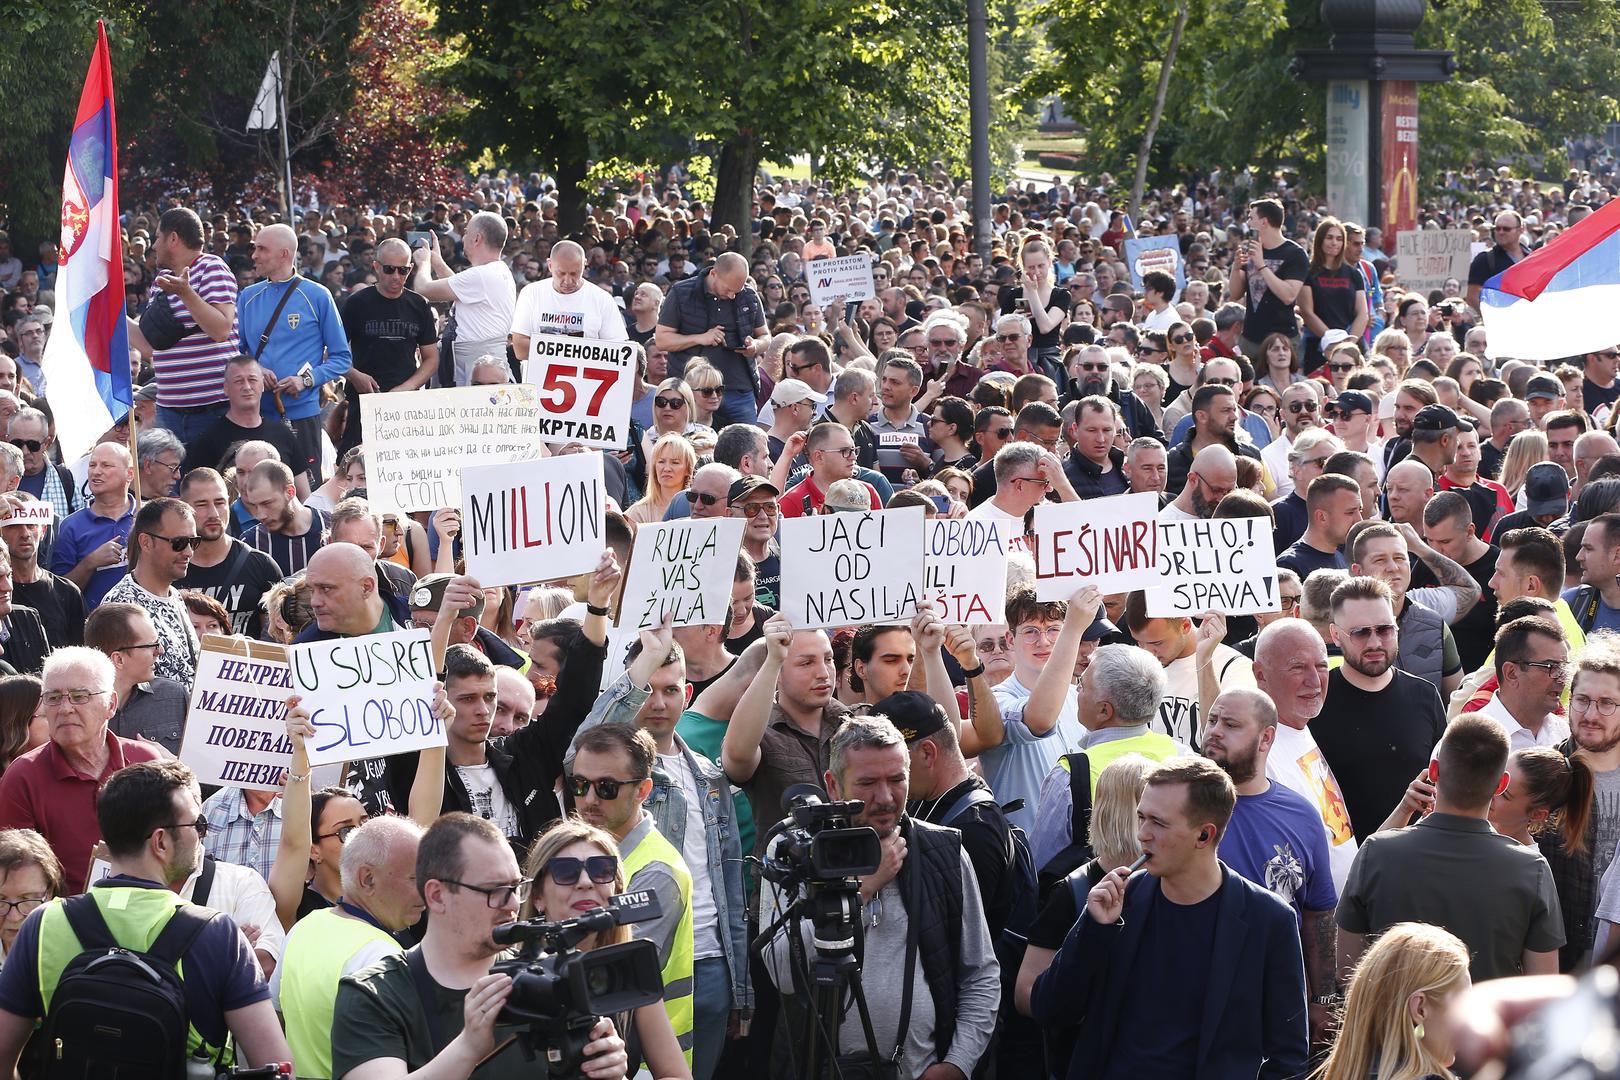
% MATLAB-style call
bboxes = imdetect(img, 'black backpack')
[1036,751,1095,903]
[39,893,219,1080]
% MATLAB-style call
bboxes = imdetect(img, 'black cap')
[1524,461,1572,516]
[1412,403,1462,432]
[875,690,950,743]
[727,475,780,506]
[1525,374,1564,401]
[1083,611,1119,643]
[1334,390,1373,416]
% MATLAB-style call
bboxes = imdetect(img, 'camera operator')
[761,714,1001,1080]
[331,813,629,1080]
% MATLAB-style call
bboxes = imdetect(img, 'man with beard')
[238,459,330,577]
[762,714,1002,1080]
[1382,379,1438,476]
[1063,343,1161,440]
[176,469,282,638]
[1348,520,1480,696]
[0,492,82,648]
[510,240,627,352]
[1165,384,1261,496]
[1160,444,1236,522]
[1311,576,1447,843]
[1202,687,1338,1050]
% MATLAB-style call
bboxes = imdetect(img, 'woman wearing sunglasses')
[681,360,726,429]
[520,819,691,1080]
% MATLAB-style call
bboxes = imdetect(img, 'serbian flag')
[1479,197,1620,361]
[42,21,132,462]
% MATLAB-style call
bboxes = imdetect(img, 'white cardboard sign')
[1394,229,1473,296]
[1146,516,1283,617]
[779,506,926,629]
[617,518,745,629]
[523,336,639,450]
[806,255,878,307]
[179,637,294,789]
[922,517,1011,624]
[360,385,544,512]
[459,452,606,587]
[0,503,52,527]
[288,629,443,767]
[1030,492,1161,600]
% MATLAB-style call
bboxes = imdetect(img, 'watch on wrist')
[1311,994,1341,1007]
[585,602,610,617]
[961,662,986,680]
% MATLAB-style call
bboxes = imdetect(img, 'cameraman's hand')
[456,972,513,1060]
[579,1015,629,1080]
[858,831,906,904]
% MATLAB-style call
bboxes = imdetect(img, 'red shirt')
[778,474,881,518]
[0,730,162,893]
[1438,474,1515,541]
[1200,338,1237,361]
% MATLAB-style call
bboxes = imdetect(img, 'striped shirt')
[148,252,240,408]
[242,507,331,577]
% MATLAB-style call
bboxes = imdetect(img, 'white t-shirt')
[456,762,520,838]
[664,752,723,959]
[1262,431,1296,500]
[1160,644,1256,746]
[1140,306,1177,333]
[1158,502,1198,522]
[512,278,628,347]
[966,498,1030,553]
[447,261,517,343]
[1266,722,1359,893]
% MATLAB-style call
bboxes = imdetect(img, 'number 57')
[538,365,618,413]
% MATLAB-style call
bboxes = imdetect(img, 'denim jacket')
[575,672,754,1013]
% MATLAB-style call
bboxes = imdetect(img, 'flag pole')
[127,411,141,503]
[276,54,293,219]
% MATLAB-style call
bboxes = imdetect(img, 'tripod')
[754,882,887,1080]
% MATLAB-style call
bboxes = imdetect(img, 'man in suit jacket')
[1031,757,1309,1080]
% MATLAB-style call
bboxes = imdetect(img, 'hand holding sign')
[761,612,793,661]
[1195,612,1227,666]
[288,629,444,767]
[628,615,676,690]
[587,549,622,613]
[943,624,981,671]
[910,600,946,652]
[1066,585,1104,632]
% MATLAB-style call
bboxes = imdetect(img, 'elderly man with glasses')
[1260,381,1324,501]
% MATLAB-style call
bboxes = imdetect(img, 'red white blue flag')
[1480,196,1620,361]
[43,21,133,461]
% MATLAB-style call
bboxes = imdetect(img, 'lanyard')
[338,899,387,932]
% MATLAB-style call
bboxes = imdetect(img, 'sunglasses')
[1170,334,1194,345]
[8,440,41,453]
[146,533,204,552]
[735,501,778,519]
[789,361,821,376]
[692,386,723,397]
[1076,362,1110,372]
[378,264,410,276]
[1338,623,1396,641]
[688,490,721,507]
[1328,362,1355,372]
[566,774,640,800]
[545,855,619,886]
[654,396,687,410]
[995,334,1023,343]
[1287,401,1318,414]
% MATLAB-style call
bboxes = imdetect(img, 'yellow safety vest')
[279,905,402,1079]
[1060,729,1185,792]
[620,821,695,1065]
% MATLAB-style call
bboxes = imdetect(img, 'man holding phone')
[1228,198,1309,360]
[655,252,768,426]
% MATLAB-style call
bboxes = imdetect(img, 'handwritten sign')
[1031,493,1160,600]
[1123,235,1186,301]
[1146,517,1281,617]
[617,518,745,629]
[288,629,442,768]
[179,636,295,788]
[0,502,51,527]
[1395,229,1472,295]
[523,336,639,450]
[779,506,925,629]
[806,255,878,307]
[361,385,544,512]
[460,452,605,587]
[923,517,1010,624]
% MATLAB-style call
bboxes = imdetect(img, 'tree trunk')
[553,145,589,235]
[1130,0,1189,223]
[713,135,759,259]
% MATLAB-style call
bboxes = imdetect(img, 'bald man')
[298,542,409,641]
[656,250,769,425]
[1162,444,1237,521]
[1383,459,1434,529]
[338,237,439,457]
[412,210,516,386]
[511,240,628,359]
[235,223,352,485]
[51,442,137,608]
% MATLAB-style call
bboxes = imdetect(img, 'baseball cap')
[1319,328,1352,351]
[1411,403,1462,432]
[769,378,818,408]
[1524,461,1572,517]
[1525,374,1564,401]
[1334,390,1374,416]
[727,476,780,506]
[823,479,873,513]
[876,690,950,743]
[1083,611,1119,643]
[409,572,484,619]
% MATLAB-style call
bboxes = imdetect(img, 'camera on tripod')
[760,785,883,887]
[489,890,667,1078]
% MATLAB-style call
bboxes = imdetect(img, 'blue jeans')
[692,955,731,1080]
[154,402,227,446]
[714,386,759,427]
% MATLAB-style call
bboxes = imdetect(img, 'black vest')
[898,817,964,1062]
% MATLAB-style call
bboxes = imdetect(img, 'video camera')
[759,785,882,889]
[489,891,666,1079]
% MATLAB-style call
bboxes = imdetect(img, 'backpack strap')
[1066,752,1092,849]
[1574,585,1601,633]
[192,855,218,910]
[1065,865,1092,923]
[937,783,997,828]
[144,904,217,967]
[60,894,118,953]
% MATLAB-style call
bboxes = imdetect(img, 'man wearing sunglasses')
[1064,343,1163,443]
[1259,382,1322,502]
[335,236,439,458]
[100,496,201,690]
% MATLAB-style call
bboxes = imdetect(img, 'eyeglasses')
[8,440,41,453]
[566,774,642,800]
[1171,334,1194,345]
[1322,407,1341,420]
[1573,694,1620,716]
[1518,659,1571,678]
[1338,623,1396,641]
[1280,594,1302,609]
[734,501,778,519]
[653,396,687,410]
[316,823,363,844]
[146,533,203,552]
[1299,456,1332,470]
[995,334,1023,344]
[378,264,410,276]
[155,460,182,476]
[820,446,858,458]
[789,361,821,376]
[441,878,534,908]
[1016,626,1063,644]
[381,516,400,532]
[1010,475,1052,490]
[1328,362,1356,372]
[975,635,1012,653]
[692,386,723,397]
[1287,401,1319,414]
[42,688,110,708]
[688,490,721,507]
[1253,403,1279,416]
[545,855,619,886]
[166,818,210,839]
[115,641,162,656]
[0,897,46,919]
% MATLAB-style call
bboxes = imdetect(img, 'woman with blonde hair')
[1499,430,1548,502]
[680,360,725,428]
[521,818,690,1080]
[627,432,696,525]
[1313,922,1471,1080]
[1371,328,1414,376]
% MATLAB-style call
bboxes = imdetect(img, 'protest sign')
[460,452,605,587]
[289,628,442,768]
[0,502,51,527]
[523,337,639,450]
[179,636,295,789]
[1031,492,1161,600]
[617,518,745,629]
[923,516,1011,624]
[1395,229,1473,295]
[806,255,878,307]
[361,385,543,512]
[1146,516,1283,617]
[779,506,926,629]
[1123,236,1185,301]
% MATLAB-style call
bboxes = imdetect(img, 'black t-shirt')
[727,602,776,651]
[1276,539,1346,581]
[1312,668,1447,842]
[1478,439,1507,482]
[1242,239,1310,341]
[1305,262,1365,335]
[181,416,308,477]
[1412,546,1500,673]
[998,285,1070,349]
[687,654,738,703]
[13,572,84,648]
[341,285,437,390]
[1585,375,1620,416]
[1098,886,1218,1080]
[1468,244,1523,289]
[177,539,285,639]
